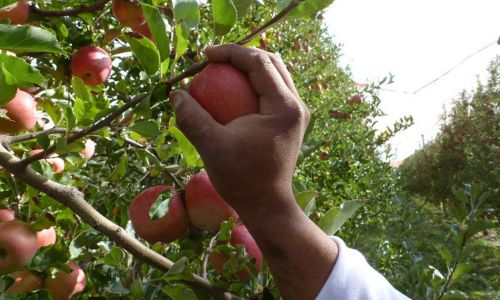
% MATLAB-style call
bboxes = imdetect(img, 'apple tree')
[0,0,411,299]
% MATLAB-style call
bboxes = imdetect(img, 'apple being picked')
[0,0,29,24]
[129,186,189,243]
[71,46,112,86]
[5,270,42,294]
[112,0,146,28]
[188,63,259,124]
[0,220,39,275]
[44,262,86,300]
[210,224,263,282]
[185,172,238,231]
[0,90,37,134]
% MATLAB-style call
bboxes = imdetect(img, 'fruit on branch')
[0,0,29,24]
[80,139,96,160]
[131,22,153,40]
[5,270,42,294]
[0,208,15,223]
[210,224,263,282]
[29,149,65,174]
[185,172,238,231]
[347,95,362,105]
[112,0,146,28]
[0,220,39,275]
[329,110,351,120]
[319,151,329,160]
[0,90,37,134]
[71,46,112,86]
[189,63,259,124]
[129,186,189,243]
[36,227,56,247]
[44,262,86,300]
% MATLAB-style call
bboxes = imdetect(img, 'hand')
[170,44,310,216]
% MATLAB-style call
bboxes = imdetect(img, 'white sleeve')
[316,236,410,300]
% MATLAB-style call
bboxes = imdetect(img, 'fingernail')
[169,91,184,111]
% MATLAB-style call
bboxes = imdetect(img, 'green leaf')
[36,133,51,150]
[0,0,18,9]
[295,190,318,217]
[166,257,194,281]
[72,77,92,124]
[0,25,64,53]
[111,155,128,181]
[174,23,188,59]
[281,0,334,19]
[319,200,365,235]
[467,219,495,236]
[212,0,237,35]
[0,53,44,85]
[172,0,200,29]
[452,262,475,281]
[233,0,254,18]
[142,3,171,63]
[0,64,17,104]
[169,117,200,167]
[149,189,173,220]
[441,290,468,300]
[434,243,453,265]
[131,120,160,138]
[30,215,55,231]
[126,36,161,76]
[163,284,198,300]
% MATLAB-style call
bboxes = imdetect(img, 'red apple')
[346,95,362,105]
[112,0,146,28]
[44,262,86,300]
[5,270,42,294]
[210,224,263,282]
[0,0,29,24]
[185,172,238,231]
[0,208,15,223]
[36,227,56,247]
[129,186,189,243]
[80,139,96,160]
[71,46,112,86]
[0,220,39,275]
[188,63,259,124]
[0,90,37,134]
[29,149,65,174]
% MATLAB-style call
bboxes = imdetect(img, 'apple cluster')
[0,209,85,298]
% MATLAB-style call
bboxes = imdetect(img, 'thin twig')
[202,232,220,278]
[9,127,69,144]
[30,0,111,17]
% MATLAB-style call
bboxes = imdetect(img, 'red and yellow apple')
[0,0,29,24]
[36,227,56,247]
[129,186,189,243]
[188,63,259,124]
[112,0,146,28]
[44,262,86,300]
[210,224,263,282]
[185,172,238,231]
[5,270,42,294]
[0,220,39,275]
[80,139,96,160]
[71,46,112,86]
[29,149,65,174]
[0,90,37,134]
[0,208,15,223]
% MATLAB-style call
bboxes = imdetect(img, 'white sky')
[324,0,500,161]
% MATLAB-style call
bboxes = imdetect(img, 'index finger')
[205,44,295,103]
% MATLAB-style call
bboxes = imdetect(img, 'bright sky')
[324,0,500,161]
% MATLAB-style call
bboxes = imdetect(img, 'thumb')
[169,89,222,151]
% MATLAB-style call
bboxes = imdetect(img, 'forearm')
[236,189,339,300]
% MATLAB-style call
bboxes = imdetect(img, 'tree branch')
[30,0,111,17]
[0,139,242,300]
[8,127,69,144]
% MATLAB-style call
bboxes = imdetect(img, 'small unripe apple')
[0,0,29,24]
[185,172,238,231]
[0,220,39,275]
[112,0,146,28]
[80,139,96,160]
[44,262,86,300]
[210,224,263,282]
[346,95,362,105]
[29,149,65,174]
[0,208,15,223]
[188,63,259,124]
[36,227,56,247]
[71,46,112,86]
[129,186,189,243]
[5,270,42,294]
[0,90,37,134]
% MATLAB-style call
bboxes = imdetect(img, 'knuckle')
[253,53,274,69]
